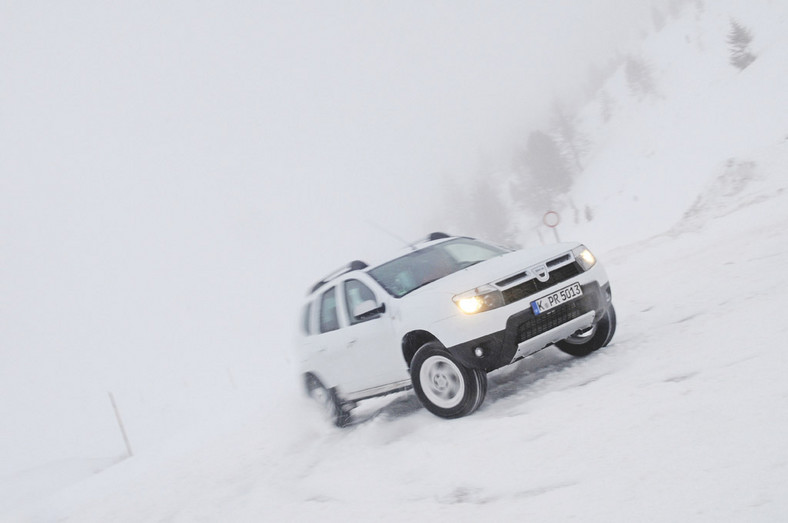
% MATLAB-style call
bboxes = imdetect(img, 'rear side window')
[301,302,312,335]
[319,287,339,333]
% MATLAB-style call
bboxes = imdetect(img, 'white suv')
[297,233,615,426]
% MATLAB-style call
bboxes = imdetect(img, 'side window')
[344,279,377,325]
[319,287,339,333]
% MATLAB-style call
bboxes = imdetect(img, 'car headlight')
[573,245,596,271]
[453,284,505,314]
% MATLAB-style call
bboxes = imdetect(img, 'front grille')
[515,294,593,343]
[501,263,582,305]
[496,271,528,287]
[547,254,570,268]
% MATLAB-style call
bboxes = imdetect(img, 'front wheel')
[410,342,487,419]
[555,304,617,357]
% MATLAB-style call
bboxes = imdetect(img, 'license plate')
[531,283,583,315]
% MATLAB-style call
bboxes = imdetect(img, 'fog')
[1,2,660,473]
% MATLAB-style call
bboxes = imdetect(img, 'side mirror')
[353,300,386,320]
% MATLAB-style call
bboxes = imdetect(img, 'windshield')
[368,238,508,298]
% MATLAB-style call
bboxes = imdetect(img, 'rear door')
[308,285,350,388]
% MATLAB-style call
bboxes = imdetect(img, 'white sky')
[2,1,659,258]
[0,1,661,452]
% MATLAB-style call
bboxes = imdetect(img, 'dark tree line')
[446,9,761,243]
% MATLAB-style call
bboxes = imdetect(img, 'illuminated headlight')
[453,284,504,314]
[573,245,597,271]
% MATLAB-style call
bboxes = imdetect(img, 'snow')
[17,180,788,522]
[3,1,788,521]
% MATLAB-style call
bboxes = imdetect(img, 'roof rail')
[309,260,368,294]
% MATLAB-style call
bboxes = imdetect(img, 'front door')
[337,278,409,394]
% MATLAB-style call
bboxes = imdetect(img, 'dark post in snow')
[543,210,561,243]
[108,392,133,458]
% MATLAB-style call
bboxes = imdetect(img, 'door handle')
[347,339,357,348]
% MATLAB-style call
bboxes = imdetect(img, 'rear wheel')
[555,304,616,357]
[410,342,487,419]
[305,374,351,427]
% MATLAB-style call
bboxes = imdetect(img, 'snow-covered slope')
[530,1,788,254]
[10,160,788,522]
[4,1,788,521]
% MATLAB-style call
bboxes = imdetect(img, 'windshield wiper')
[457,260,483,270]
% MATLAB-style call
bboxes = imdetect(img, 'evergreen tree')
[651,6,666,32]
[551,101,587,174]
[727,19,756,70]
[470,173,510,244]
[511,130,572,212]
[624,55,657,99]
[599,90,614,123]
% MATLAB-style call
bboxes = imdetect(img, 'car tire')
[410,342,487,419]
[602,304,617,347]
[305,374,351,427]
[555,304,616,357]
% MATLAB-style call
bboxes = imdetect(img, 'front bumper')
[447,281,611,371]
